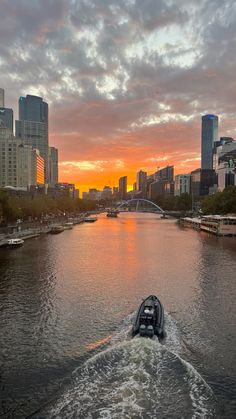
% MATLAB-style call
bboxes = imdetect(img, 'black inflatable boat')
[132,295,165,338]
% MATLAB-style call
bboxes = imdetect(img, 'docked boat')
[200,215,236,236]
[50,225,64,234]
[63,222,73,230]
[179,217,201,230]
[132,295,165,339]
[84,216,97,222]
[6,238,24,248]
[107,210,118,218]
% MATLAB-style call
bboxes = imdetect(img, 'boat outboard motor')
[147,325,154,337]
[139,324,146,336]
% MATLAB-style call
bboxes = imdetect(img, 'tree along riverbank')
[0,191,96,224]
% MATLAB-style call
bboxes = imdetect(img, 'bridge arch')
[117,198,164,213]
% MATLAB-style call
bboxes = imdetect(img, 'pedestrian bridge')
[117,198,165,214]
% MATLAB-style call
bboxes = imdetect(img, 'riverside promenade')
[0,214,86,247]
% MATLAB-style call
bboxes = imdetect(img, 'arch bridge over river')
[117,198,165,214]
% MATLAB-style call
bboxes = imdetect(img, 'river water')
[0,213,236,418]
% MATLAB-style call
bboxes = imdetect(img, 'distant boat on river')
[107,210,119,218]
[84,216,98,223]
[50,225,65,234]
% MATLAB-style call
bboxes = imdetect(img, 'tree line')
[0,191,96,222]
[153,186,236,214]
[1,186,235,223]
[201,186,236,214]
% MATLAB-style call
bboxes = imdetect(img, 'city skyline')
[1,1,236,191]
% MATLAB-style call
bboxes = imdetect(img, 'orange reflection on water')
[86,334,113,350]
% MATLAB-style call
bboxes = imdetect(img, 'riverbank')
[0,214,87,247]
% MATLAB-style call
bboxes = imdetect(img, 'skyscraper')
[155,165,174,182]
[0,89,13,132]
[136,170,147,197]
[119,176,127,200]
[0,88,5,107]
[201,114,218,170]
[16,95,49,182]
[0,127,19,187]
[49,147,58,186]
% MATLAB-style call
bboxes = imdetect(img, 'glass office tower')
[16,95,49,183]
[201,114,218,170]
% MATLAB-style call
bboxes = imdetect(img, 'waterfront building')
[49,147,58,186]
[191,168,217,198]
[174,174,191,196]
[201,114,218,170]
[213,139,236,190]
[82,192,88,200]
[74,189,80,199]
[17,144,34,188]
[217,162,236,191]
[119,176,127,200]
[0,127,19,188]
[33,149,45,185]
[149,179,174,201]
[112,187,119,199]
[16,95,49,183]
[136,170,147,197]
[87,188,101,200]
[101,186,112,200]
[154,165,174,182]
[48,182,76,199]
[214,140,236,170]
[0,88,4,107]
[17,146,45,188]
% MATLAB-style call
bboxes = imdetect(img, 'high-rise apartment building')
[155,165,174,182]
[191,168,217,198]
[136,170,147,197]
[0,127,18,187]
[174,174,191,196]
[0,88,4,107]
[49,146,58,186]
[17,145,44,188]
[16,95,49,183]
[201,114,218,170]
[119,176,127,200]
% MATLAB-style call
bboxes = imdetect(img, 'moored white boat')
[63,222,73,230]
[6,238,24,248]
[84,216,98,222]
[50,225,65,234]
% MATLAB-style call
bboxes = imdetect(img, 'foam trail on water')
[43,314,215,419]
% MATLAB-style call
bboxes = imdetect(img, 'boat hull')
[132,295,165,339]
[4,239,24,248]
[50,226,64,234]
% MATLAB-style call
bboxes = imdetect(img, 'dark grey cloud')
[0,0,236,171]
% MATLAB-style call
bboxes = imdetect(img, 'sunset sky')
[1,0,236,192]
